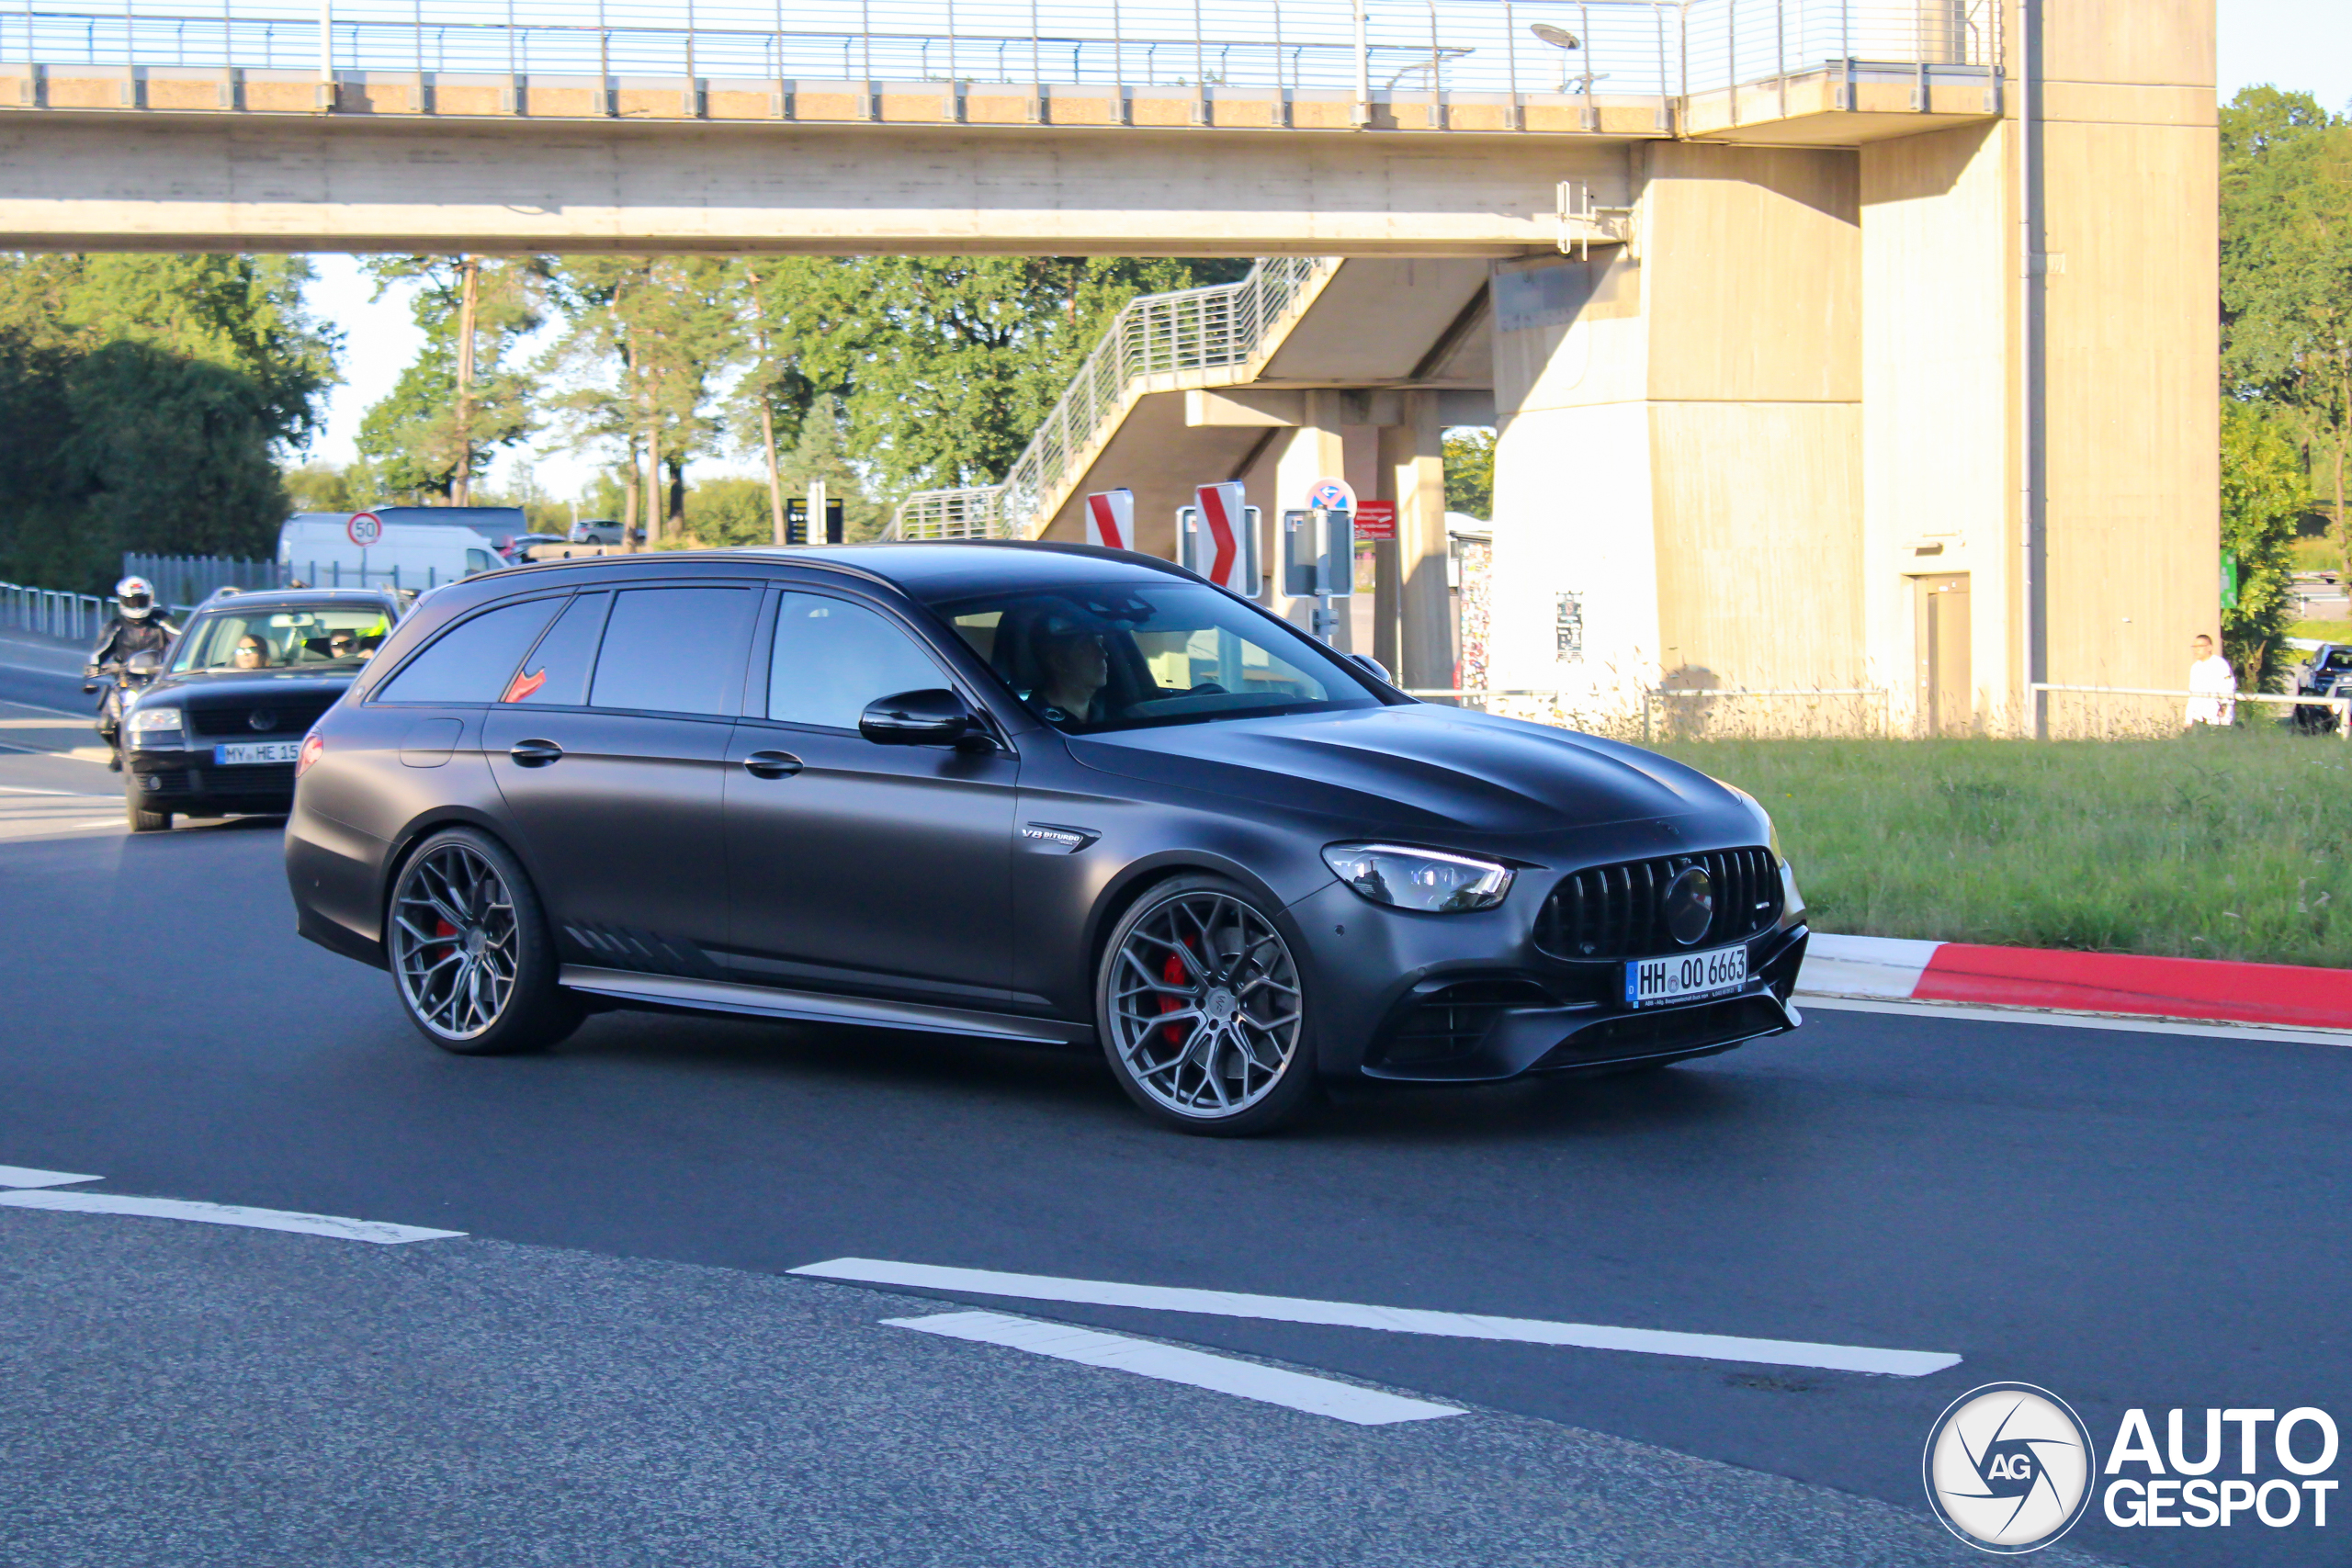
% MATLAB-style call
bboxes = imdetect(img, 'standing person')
[2186,633,2235,728]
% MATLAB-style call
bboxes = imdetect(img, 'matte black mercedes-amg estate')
[286,544,1809,1134]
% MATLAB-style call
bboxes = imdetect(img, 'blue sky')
[302,2,2346,502]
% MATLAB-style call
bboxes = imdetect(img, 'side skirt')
[556,965,1093,1047]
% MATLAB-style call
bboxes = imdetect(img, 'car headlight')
[1321,843,1513,913]
[126,705,185,747]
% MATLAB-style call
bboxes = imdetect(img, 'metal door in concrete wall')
[1913,574,1972,735]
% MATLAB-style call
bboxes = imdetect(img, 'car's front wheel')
[123,773,171,833]
[1096,874,1317,1135]
[387,827,581,1055]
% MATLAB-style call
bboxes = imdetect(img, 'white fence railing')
[892,254,1336,540]
[0,581,110,643]
[3,0,1994,103]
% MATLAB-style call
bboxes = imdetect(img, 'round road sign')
[1306,477,1356,513]
[346,511,383,548]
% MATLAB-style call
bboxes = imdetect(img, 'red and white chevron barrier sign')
[1193,482,1250,594]
[1084,489,1134,551]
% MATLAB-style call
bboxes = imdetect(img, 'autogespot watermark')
[1924,1383,2341,1554]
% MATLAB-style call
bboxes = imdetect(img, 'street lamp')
[1528,21,1584,93]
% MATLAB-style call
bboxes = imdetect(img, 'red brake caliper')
[431,917,457,968]
[1159,949,1193,1046]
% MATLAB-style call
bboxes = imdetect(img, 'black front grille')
[1371,979,1557,1071]
[1533,847,1781,960]
[186,693,341,740]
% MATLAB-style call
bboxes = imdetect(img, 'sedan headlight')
[1321,843,1513,913]
[126,705,186,748]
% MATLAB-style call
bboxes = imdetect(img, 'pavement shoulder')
[0,1207,2116,1568]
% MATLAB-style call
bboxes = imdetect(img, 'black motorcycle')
[83,648,164,771]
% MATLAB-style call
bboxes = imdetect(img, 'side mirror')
[1348,651,1394,686]
[126,649,163,676]
[860,688,991,750]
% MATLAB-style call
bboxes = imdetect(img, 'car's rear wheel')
[1096,874,1317,1136]
[388,827,581,1055]
[123,774,170,833]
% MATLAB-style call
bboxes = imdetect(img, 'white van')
[277,510,521,592]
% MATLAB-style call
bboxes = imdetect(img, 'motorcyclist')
[85,576,179,771]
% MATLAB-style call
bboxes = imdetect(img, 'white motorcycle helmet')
[115,576,156,620]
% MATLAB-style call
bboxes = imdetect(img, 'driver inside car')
[1029,615,1113,726]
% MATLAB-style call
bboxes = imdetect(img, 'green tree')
[1442,426,1495,519]
[0,254,334,590]
[2220,87,2352,559]
[356,255,542,502]
[750,256,1247,497]
[283,458,379,513]
[541,256,737,546]
[2220,400,2310,693]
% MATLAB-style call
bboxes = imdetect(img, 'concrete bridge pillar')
[1486,144,1866,716]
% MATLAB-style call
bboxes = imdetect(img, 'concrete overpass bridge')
[0,0,2218,734]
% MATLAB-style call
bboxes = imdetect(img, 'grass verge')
[1653,728,2352,967]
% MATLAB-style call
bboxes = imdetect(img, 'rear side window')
[376,599,560,705]
[767,592,947,730]
[501,592,608,705]
[588,587,754,716]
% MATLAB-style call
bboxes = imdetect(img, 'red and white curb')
[1799,933,2352,1038]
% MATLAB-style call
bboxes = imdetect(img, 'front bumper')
[1283,876,1808,1083]
[124,747,296,813]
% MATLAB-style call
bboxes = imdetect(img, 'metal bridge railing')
[6,0,1992,110]
[0,580,110,643]
[893,254,1337,541]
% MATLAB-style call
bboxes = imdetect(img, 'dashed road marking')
[886,1310,1465,1426]
[0,1189,465,1246]
[0,1164,100,1189]
[799,1258,1962,1378]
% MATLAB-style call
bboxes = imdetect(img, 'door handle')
[742,750,803,779]
[508,739,563,767]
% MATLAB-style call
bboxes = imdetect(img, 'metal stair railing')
[893,254,1337,540]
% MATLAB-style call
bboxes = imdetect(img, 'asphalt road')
[0,668,2343,1567]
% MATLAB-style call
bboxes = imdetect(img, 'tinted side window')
[501,592,608,706]
[767,592,947,729]
[377,599,560,705]
[588,587,754,716]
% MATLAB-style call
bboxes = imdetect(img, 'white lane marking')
[886,1310,1464,1427]
[796,1258,1961,1378]
[1802,994,2352,1047]
[0,1164,100,1189]
[0,785,114,797]
[0,1189,465,1245]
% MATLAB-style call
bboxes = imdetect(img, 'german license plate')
[1625,944,1747,1008]
[214,741,302,765]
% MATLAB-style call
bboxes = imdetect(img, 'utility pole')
[452,254,480,506]
[744,264,788,548]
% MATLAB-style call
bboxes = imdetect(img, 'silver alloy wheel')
[390,841,521,1042]
[1108,889,1304,1119]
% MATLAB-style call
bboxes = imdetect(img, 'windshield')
[928,582,1383,733]
[2324,649,2352,671]
[171,604,393,673]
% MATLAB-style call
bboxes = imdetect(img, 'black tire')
[123,773,171,833]
[386,826,582,1056]
[1094,873,1320,1136]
